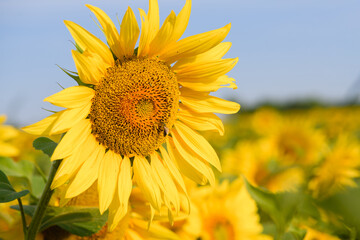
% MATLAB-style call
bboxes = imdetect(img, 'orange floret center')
[90,58,179,157]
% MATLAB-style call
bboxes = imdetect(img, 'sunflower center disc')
[90,58,179,157]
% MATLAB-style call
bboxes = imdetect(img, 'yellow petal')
[51,119,91,161]
[120,7,140,57]
[86,5,122,59]
[44,86,94,109]
[106,155,133,231]
[50,101,91,135]
[167,137,215,186]
[118,156,132,210]
[107,185,129,232]
[131,218,180,240]
[133,155,161,211]
[150,152,180,213]
[178,105,224,135]
[174,121,221,171]
[159,146,187,194]
[137,9,150,57]
[72,49,109,85]
[175,58,238,81]
[180,89,240,114]
[65,144,105,198]
[52,133,98,189]
[64,20,114,66]
[160,23,231,64]
[148,0,160,43]
[179,75,237,92]
[173,42,232,68]
[98,150,120,214]
[170,0,191,43]
[148,11,176,57]
[22,111,62,136]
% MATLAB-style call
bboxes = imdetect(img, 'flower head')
[171,179,272,240]
[23,0,240,230]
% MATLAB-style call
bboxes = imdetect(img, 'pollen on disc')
[90,58,179,157]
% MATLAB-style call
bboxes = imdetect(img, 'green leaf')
[318,181,360,234]
[11,204,36,216]
[0,157,34,180]
[0,170,29,203]
[244,177,301,235]
[283,225,307,240]
[33,137,58,157]
[11,205,108,237]
[30,175,46,198]
[41,207,108,236]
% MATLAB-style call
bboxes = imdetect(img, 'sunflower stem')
[17,197,27,237]
[25,160,61,240]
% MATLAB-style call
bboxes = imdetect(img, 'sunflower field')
[1,0,360,239]
[1,104,359,240]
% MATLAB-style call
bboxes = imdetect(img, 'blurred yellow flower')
[267,119,326,165]
[251,107,282,135]
[303,227,340,240]
[23,0,239,230]
[309,135,360,198]
[0,115,20,157]
[172,179,272,240]
[222,140,303,192]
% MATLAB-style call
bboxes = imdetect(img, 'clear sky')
[1,0,360,125]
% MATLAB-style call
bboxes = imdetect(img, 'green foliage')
[318,180,360,237]
[11,205,108,237]
[0,170,29,203]
[33,137,58,157]
[0,157,43,199]
[0,157,34,180]
[244,178,321,239]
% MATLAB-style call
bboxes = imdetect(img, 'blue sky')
[1,0,360,125]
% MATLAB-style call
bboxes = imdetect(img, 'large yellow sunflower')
[23,0,239,231]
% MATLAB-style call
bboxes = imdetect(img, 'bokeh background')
[1,0,360,126]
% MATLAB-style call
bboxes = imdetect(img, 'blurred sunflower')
[303,227,340,240]
[0,115,20,157]
[222,140,303,193]
[176,179,272,240]
[23,0,239,230]
[267,119,326,165]
[308,135,360,199]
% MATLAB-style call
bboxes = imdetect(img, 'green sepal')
[56,65,93,87]
[133,47,138,56]
[69,41,84,54]
[0,170,29,203]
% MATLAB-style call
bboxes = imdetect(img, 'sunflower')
[308,135,360,199]
[23,0,239,230]
[222,140,304,193]
[173,179,272,240]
